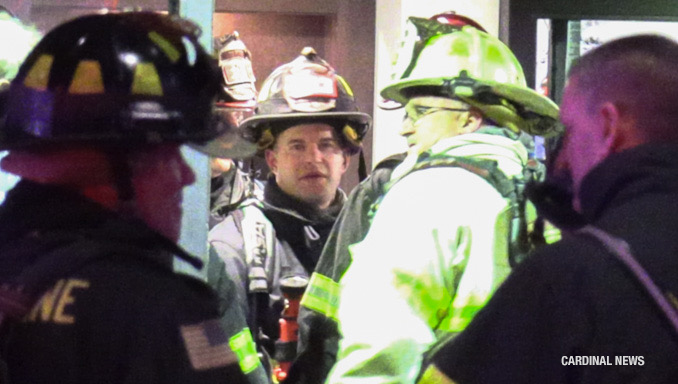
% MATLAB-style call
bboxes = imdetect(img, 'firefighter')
[289,13,491,384]
[209,31,263,229]
[208,46,371,381]
[420,33,678,384]
[323,15,561,384]
[0,12,266,384]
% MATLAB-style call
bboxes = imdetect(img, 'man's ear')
[341,152,351,173]
[265,148,278,174]
[599,102,626,153]
[462,109,484,133]
[601,102,643,153]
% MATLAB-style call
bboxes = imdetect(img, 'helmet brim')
[380,77,456,104]
[189,130,258,159]
[239,111,372,138]
[380,77,451,104]
[381,77,558,118]
[381,77,561,136]
[189,106,258,159]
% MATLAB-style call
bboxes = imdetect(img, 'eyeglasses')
[404,105,470,124]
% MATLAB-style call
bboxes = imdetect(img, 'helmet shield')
[215,31,257,107]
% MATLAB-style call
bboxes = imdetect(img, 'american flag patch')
[180,319,239,371]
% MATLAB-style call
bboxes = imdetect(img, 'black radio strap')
[578,226,678,336]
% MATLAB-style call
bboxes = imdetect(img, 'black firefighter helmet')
[239,47,371,155]
[0,11,256,158]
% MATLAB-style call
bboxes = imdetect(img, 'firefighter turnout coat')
[326,130,530,384]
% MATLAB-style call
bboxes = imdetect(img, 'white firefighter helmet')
[381,16,561,137]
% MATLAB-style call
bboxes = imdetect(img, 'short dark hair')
[568,34,678,141]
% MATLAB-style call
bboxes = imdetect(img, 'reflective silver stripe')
[240,202,273,293]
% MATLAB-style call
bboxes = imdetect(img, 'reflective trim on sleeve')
[544,223,562,244]
[229,328,260,374]
[300,272,340,321]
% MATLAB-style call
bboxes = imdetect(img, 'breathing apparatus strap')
[237,200,275,354]
[387,155,529,268]
[358,149,368,182]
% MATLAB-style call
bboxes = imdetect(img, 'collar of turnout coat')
[0,180,203,275]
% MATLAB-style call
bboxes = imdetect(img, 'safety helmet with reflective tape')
[381,17,560,137]
[0,12,254,157]
[215,31,257,108]
[198,31,258,159]
[239,47,371,154]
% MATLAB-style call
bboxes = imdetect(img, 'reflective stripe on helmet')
[131,62,163,96]
[23,54,52,90]
[300,272,341,321]
[69,60,105,95]
[148,30,181,63]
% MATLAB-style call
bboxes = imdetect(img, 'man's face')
[130,144,195,242]
[557,78,612,211]
[265,123,349,209]
[400,96,476,154]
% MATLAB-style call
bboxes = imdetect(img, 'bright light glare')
[0,13,41,81]
[120,52,139,67]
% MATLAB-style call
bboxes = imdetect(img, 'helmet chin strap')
[358,149,367,182]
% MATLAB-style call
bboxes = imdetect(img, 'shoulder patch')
[180,319,239,371]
